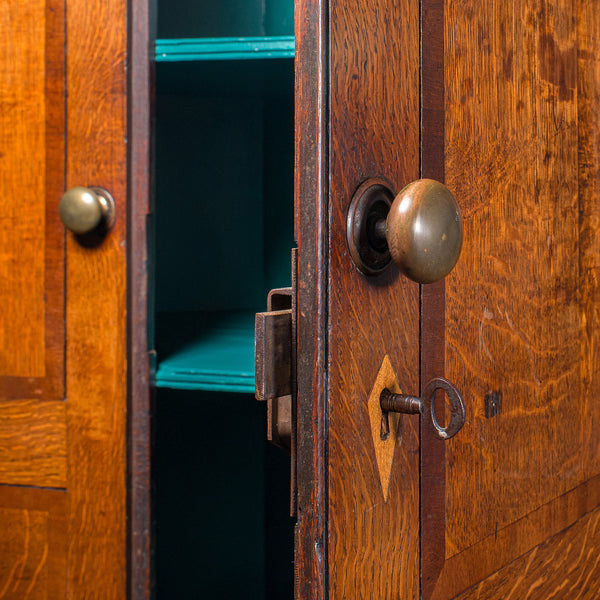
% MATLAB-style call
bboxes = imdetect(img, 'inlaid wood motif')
[367,355,403,501]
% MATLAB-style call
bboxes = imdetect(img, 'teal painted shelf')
[154,311,255,393]
[155,36,295,62]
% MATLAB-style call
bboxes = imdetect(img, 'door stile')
[128,0,154,596]
[294,0,330,597]
[419,0,448,598]
[66,0,128,594]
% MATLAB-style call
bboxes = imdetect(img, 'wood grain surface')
[420,0,447,597]
[0,486,67,600]
[454,503,600,600]
[445,0,579,552]
[0,400,66,488]
[432,474,600,598]
[577,0,600,484]
[0,0,65,400]
[328,0,420,596]
[294,0,328,596]
[0,508,50,599]
[426,0,600,596]
[66,0,128,595]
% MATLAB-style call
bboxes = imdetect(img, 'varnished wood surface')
[445,0,579,554]
[419,0,447,597]
[0,400,66,488]
[432,474,600,598]
[294,0,328,596]
[454,504,600,600]
[66,0,128,595]
[0,0,65,401]
[427,0,600,596]
[0,486,67,600]
[577,0,600,485]
[328,0,420,596]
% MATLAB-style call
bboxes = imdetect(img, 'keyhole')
[431,388,450,431]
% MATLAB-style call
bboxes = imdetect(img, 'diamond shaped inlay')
[368,355,403,501]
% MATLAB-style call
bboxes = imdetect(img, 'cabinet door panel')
[426,0,600,597]
[296,0,421,596]
[0,487,67,599]
[0,0,65,400]
[0,0,130,596]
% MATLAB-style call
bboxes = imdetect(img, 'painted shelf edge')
[154,373,255,393]
[155,36,295,62]
[153,310,256,393]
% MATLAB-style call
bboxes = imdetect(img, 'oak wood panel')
[328,0,420,596]
[444,0,580,561]
[432,474,600,598]
[66,0,128,595]
[0,0,46,378]
[0,509,50,599]
[294,0,328,596]
[0,0,65,400]
[577,0,600,483]
[0,400,66,488]
[454,504,600,600]
[0,486,67,599]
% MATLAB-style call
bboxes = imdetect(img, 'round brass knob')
[347,178,463,283]
[59,186,116,234]
[387,179,463,284]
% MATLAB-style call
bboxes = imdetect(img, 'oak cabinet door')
[0,0,132,596]
[295,0,600,598]
[428,2,600,598]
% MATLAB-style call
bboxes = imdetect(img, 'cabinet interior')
[152,0,295,596]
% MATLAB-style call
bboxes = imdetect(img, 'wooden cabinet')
[2,0,600,598]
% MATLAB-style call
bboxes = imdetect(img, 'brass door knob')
[59,186,116,234]
[347,178,463,283]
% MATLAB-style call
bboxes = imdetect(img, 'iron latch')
[255,287,293,451]
[255,250,297,516]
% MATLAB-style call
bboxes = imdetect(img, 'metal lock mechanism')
[255,250,297,515]
[255,286,294,452]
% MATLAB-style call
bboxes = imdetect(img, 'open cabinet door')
[295,0,421,597]
[295,0,600,598]
[0,0,144,596]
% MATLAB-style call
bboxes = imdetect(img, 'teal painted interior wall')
[155,391,293,598]
[152,0,295,595]
[157,0,293,38]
